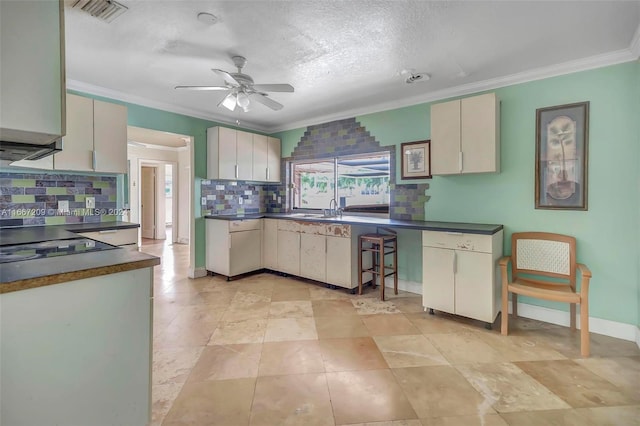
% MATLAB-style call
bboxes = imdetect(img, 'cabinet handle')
[453,251,457,274]
[92,150,97,170]
[234,165,238,179]
[266,167,270,180]
[98,230,117,234]
[446,232,463,236]
[459,152,463,172]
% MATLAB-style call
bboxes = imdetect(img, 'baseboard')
[188,267,207,279]
[177,237,189,244]
[509,302,638,343]
[383,279,422,295]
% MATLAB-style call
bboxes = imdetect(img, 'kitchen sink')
[290,213,326,218]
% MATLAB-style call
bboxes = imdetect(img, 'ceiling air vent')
[72,0,128,22]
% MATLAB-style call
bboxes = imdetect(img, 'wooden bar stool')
[358,233,398,301]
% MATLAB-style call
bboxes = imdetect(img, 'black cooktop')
[0,238,117,264]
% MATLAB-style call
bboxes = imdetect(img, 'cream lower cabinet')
[422,230,503,324]
[326,235,351,288]
[277,220,301,276]
[262,218,278,270]
[206,219,262,278]
[300,233,326,282]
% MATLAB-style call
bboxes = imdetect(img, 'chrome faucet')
[327,199,343,218]
[328,198,337,217]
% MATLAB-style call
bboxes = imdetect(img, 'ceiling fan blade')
[250,93,283,111]
[251,84,294,93]
[175,85,229,91]
[211,69,240,86]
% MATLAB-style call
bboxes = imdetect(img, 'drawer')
[228,219,261,232]
[326,224,351,238]
[78,227,138,246]
[422,230,492,253]
[277,220,301,232]
[298,221,326,235]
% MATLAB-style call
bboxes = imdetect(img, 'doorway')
[141,166,156,239]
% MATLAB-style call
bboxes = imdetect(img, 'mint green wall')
[274,62,640,326]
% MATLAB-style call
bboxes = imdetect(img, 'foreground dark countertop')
[204,214,503,235]
[0,222,160,293]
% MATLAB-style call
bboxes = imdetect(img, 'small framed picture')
[401,140,431,179]
[535,102,589,210]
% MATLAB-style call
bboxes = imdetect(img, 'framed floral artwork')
[401,140,431,179]
[535,101,589,210]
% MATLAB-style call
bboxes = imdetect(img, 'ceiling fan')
[175,55,294,112]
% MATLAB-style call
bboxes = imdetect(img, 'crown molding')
[68,45,637,135]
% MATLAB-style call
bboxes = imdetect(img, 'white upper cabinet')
[55,94,128,173]
[0,0,65,145]
[431,92,500,175]
[267,136,281,182]
[252,134,268,181]
[93,99,128,173]
[207,126,281,182]
[236,130,253,180]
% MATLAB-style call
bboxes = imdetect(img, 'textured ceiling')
[64,1,640,133]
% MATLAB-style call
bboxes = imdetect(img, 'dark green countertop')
[204,214,503,235]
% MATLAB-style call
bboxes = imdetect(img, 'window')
[291,152,390,213]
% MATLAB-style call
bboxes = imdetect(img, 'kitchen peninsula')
[0,222,160,426]
[205,213,504,326]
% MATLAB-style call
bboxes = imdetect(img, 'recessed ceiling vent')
[72,0,128,23]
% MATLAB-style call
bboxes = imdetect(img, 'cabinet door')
[300,233,326,282]
[54,94,93,171]
[205,219,230,276]
[430,99,461,175]
[266,137,281,182]
[461,93,499,173]
[422,246,455,313]
[236,130,253,180]
[230,229,262,276]
[277,230,300,276]
[326,235,351,288]
[262,219,278,270]
[94,100,127,173]
[454,250,494,322]
[252,134,268,182]
[217,127,237,179]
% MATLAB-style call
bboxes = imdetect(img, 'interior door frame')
[138,159,178,242]
[140,164,157,240]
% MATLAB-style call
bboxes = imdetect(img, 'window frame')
[289,151,390,215]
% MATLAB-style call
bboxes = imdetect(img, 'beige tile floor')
[141,237,640,426]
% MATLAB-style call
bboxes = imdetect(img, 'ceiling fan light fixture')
[237,91,250,108]
[220,92,237,111]
[197,12,218,25]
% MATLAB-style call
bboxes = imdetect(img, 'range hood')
[0,139,62,162]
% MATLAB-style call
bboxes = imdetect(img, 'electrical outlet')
[272,193,276,200]
[277,196,281,204]
[58,200,69,212]
[85,196,95,209]
[201,197,207,205]
[238,197,243,205]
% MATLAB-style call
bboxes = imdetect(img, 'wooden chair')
[500,232,592,357]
